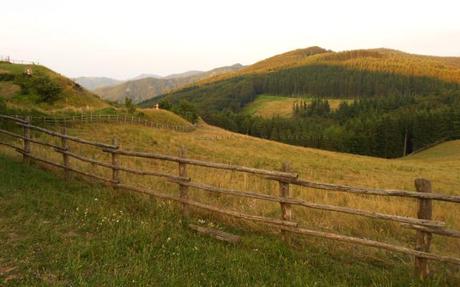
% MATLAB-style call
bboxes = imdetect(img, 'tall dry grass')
[1,120,459,266]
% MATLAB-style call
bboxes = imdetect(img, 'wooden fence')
[0,55,38,65]
[0,114,460,279]
[5,113,195,132]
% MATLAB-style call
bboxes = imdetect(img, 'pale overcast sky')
[2,0,459,79]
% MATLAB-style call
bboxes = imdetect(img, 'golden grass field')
[1,110,459,273]
[243,95,353,118]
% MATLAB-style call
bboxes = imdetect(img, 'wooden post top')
[415,178,431,193]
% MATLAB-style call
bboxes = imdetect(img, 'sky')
[2,0,460,79]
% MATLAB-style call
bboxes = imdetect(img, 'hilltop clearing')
[0,62,109,113]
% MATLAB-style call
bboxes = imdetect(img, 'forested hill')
[140,47,460,159]
[141,47,460,111]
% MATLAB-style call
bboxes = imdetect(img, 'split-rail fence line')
[6,113,195,132]
[0,114,460,279]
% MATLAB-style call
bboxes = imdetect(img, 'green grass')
[404,140,460,163]
[242,95,353,118]
[139,108,194,128]
[1,155,456,286]
[2,121,459,263]
[0,62,109,113]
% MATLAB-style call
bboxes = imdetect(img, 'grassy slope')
[140,108,195,128]
[0,154,454,286]
[0,62,109,113]
[243,95,353,118]
[1,119,459,284]
[403,140,460,163]
[1,120,459,244]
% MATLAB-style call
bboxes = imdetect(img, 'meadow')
[2,154,450,286]
[1,109,459,284]
[242,94,353,118]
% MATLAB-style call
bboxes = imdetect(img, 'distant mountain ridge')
[130,73,162,80]
[94,63,243,103]
[73,77,122,91]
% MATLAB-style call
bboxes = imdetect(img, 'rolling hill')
[95,64,243,104]
[140,47,460,159]
[0,61,109,113]
[144,47,460,110]
[403,140,460,163]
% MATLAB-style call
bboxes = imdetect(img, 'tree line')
[203,93,460,158]
[149,63,460,158]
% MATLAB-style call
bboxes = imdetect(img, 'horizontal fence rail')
[5,113,195,132]
[104,148,299,179]
[291,178,460,204]
[0,114,459,279]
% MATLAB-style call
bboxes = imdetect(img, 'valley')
[1,47,460,285]
[3,1,460,285]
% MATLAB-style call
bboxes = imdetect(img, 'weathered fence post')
[23,116,31,164]
[111,138,120,188]
[61,127,70,180]
[178,146,189,218]
[279,162,292,241]
[414,178,433,280]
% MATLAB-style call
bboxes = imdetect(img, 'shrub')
[14,73,62,103]
[159,99,172,110]
[171,100,199,123]
[124,97,136,114]
[33,75,62,103]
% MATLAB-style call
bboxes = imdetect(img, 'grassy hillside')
[140,108,195,129]
[243,95,352,118]
[403,140,460,163]
[1,120,459,283]
[2,155,453,286]
[96,64,243,104]
[0,62,109,113]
